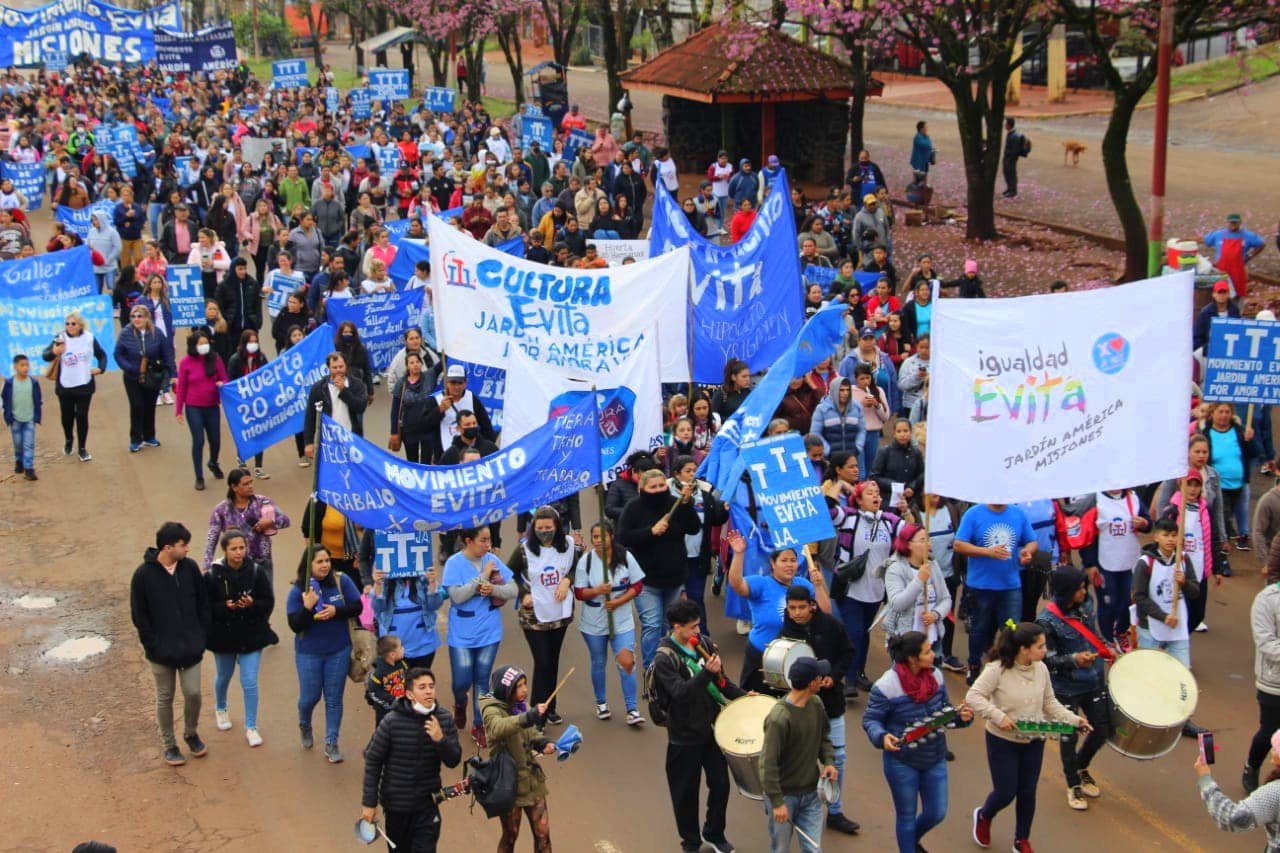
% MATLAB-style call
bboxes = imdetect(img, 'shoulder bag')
[387,378,407,452]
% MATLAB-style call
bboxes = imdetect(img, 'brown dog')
[1063,140,1087,166]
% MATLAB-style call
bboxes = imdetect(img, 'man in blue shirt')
[953,503,1037,684]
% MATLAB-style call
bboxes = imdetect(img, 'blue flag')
[387,233,521,283]
[220,324,333,460]
[0,161,43,211]
[0,244,94,299]
[0,293,116,370]
[699,304,847,495]
[56,201,116,239]
[853,270,882,296]
[344,144,372,163]
[803,264,837,293]
[314,394,601,532]
[325,289,426,372]
[648,171,803,384]
[166,264,205,327]
[740,433,834,549]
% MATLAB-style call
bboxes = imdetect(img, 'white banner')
[429,217,689,381]
[591,239,650,267]
[503,330,664,484]
[924,273,1193,504]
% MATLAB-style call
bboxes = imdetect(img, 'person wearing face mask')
[226,330,271,476]
[360,668,462,853]
[114,304,176,453]
[507,507,580,728]
[669,456,728,636]
[175,329,229,491]
[425,364,496,464]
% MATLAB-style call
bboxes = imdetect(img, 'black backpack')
[1019,135,1032,157]
[643,646,678,727]
[464,752,517,819]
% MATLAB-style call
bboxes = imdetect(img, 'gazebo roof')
[619,22,867,104]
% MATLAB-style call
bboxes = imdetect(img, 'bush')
[571,38,592,67]
[232,11,291,58]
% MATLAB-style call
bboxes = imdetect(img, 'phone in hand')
[1198,731,1215,765]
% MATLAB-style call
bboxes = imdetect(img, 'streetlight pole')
[1147,0,1174,276]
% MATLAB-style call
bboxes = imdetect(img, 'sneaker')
[1236,536,1252,552]
[208,460,224,479]
[843,684,859,700]
[163,746,186,766]
[300,724,314,750]
[129,442,142,453]
[1067,786,1088,810]
[183,734,207,757]
[735,619,751,635]
[470,723,488,749]
[1078,770,1101,798]
[454,703,467,731]
[856,673,872,691]
[626,709,645,726]
[255,467,270,480]
[1013,840,1035,853]
[23,470,36,481]
[596,703,612,720]
[162,391,175,405]
[298,456,311,468]
[972,806,991,848]
[1117,634,1134,653]
[324,741,343,763]
[63,441,72,455]
[12,461,21,473]
[143,438,162,448]
[701,834,736,853]
[826,813,860,834]
[544,712,564,727]
[77,449,92,462]
[195,478,206,491]
[1194,622,1209,633]
[246,728,263,747]
[941,656,967,673]
[215,709,232,731]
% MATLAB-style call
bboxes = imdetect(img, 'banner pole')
[1171,480,1189,621]
[307,401,324,564]
[1247,403,1255,433]
[590,384,616,639]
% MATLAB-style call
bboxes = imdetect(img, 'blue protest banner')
[344,144,372,163]
[382,217,417,245]
[0,0,182,67]
[741,433,834,549]
[564,128,593,155]
[520,115,553,151]
[1204,317,1280,404]
[325,289,425,371]
[325,87,339,112]
[220,324,332,460]
[648,171,803,384]
[351,89,373,119]
[154,22,237,73]
[369,69,410,102]
[56,200,116,239]
[854,270,881,296]
[803,264,837,293]
[272,59,309,90]
[0,244,94,299]
[440,359,505,432]
[166,265,205,327]
[700,304,846,494]
[264,268,306,317]
[375,145,403,175]
[314,393,600,532]
[387,238,431,284]
[422,86,456,113]
[0,293,117,370]
[374,530,434,578]
[149,96,174,118]
[0,161,44,211]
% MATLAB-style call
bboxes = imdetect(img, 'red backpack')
[1054,502,1097,552]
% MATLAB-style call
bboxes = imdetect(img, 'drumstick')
[793,824,819,848]
[541,667,576,708]
[691,636,728,687]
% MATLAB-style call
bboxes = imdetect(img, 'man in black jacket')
[304,352,369,453]
[361,668,462,852]
[604,450,654,523]
[215,258,263,341]
[618,468,700,670]
[130,522,211,767]
[779,585,860,835]
[438,411,499,465]
[653,599,744,853]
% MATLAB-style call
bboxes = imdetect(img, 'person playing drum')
[779,585,859,836]
[725,530,832,695]
[1132,516,1200,669]
[651,598,745,853]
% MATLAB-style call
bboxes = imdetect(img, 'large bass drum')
[1107,648,1198,759]
[761,638,815,692]
[713,695,776,800]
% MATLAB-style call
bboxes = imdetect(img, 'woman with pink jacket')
[175,328,229,492]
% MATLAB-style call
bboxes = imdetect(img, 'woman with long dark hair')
[573,520,644,723]
[227,329,270,476]
[175,328,228,491]
[371,554,446,669]
[388,351,435,463]
[333,320,374,395]
[711,358,751,422]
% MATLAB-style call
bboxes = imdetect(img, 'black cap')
[788,656,830,688]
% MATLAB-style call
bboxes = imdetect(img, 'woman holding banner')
[227,331,271,477]
[389,352,436,464]
[114,304,175,453]
[42,310,107,462]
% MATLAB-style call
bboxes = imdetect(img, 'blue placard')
[154,22,237,73]
[220,324,333,460]
[56,200,117,239]
[264,269,305,317]
[0,0,182,67]
[373,530,434,578]
[564,127,593,154]
[0,244,94,299]
[324,289,426,371]
[149,95,174,119]
[272,59,309,90]
[521,115,553,151]
[0,161,44,211]
[100,123,140,178]
[45,49,68,71]
[523,102,543,117]
[325,87,339,112]
[351,88,373,119]
[0,293,117,370]
[740,432,834,549]
[803,264,837,292]
[422,86,456,113]
[1204,317,1280,404]
[166,264,205,327]
[369,69,410,102]
[375,145,403,175]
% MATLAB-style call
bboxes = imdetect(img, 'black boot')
[1244,763,1261,793]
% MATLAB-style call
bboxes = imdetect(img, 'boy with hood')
[809,375,866,458]
[482,665,556,852]
[1037,566,1113,811]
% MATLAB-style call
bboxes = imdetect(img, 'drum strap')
[1045,602,1114,661]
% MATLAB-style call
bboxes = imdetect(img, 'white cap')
[1257,310,1277,322]
[446,364,467,380]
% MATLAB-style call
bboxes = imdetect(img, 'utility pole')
[1147,0,1174,276]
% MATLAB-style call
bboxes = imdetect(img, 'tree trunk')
[845,41,866,156]
[597,0,625,111]
[496,20,527,107]
[542,0,583,67]
[462,38,484,103]
[1101,88,1149,282]
[306,4,326,70]
[951,95,998,242]
[427,40,449,87]
[649,1,674,50]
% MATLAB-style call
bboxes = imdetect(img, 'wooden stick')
[1247,403,1255,433]
[1171,481,1189,616]
[541,667,576,708]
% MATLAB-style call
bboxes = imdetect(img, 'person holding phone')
[1196,730,1280,850]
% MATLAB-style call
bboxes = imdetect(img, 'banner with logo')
[0,244,94,299]
[325,289,425,372]
[520,114,553,151]
[166,264,205,327]
[56,200,116,240]
[264,268,306,318]
[648,172,802,384]
[314,393,601,533]
[0,293,117,369]
[503,332,663,483]
[272,59,308,89]
[386,232,521,282]
[422,86,456,113]
[219,324,333,460]
[563,128,593,155]
[99,123,140,177]
[428,217,689,381]
[374,530,434,578]
[369,69,410,102]
[0,0,182,67]
[741,433,834,549]
[1204,317,1280,405]
[325,87,339,113]
[924,273,1193,504]
[350,88,373,119]
[154,22,237,73]
[375,145,403,175]
[0,161,44,211]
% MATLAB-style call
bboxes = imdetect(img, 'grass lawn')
[1142,41,1280,103]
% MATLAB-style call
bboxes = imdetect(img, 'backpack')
[464,752,518,819]
[644,646,678,727]
[1054,502,1097,552]
[1020,135,1032,157]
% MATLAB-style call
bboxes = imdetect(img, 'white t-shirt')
[710,162,732,198]
[523,544,575,624]
[1096,491,1141,573]
[574,550,644,636]
[327,382,352,430]
[655,157,678,192]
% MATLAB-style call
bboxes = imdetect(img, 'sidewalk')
[873,71,1115,118]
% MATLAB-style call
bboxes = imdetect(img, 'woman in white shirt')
[573,519,645,724]
[360,259,395,295]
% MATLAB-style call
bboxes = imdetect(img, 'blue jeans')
[883,755,948,853]
[9,420,34,469]
[828,714,848,817]
[1136,626,1190,667]
[448,641,499,722]
[839,597,882,683]
[764,791,824,853]
[296,648,348,745]
[1237,478,1253,538]
[214,650,262,729]
[582,630,638,711]
[966,587,1022,668]
[185,404,221,479]
[862,428,881,478]
[1097,570,1132,643]
[635,584,684,670]
[95,269,117,296]
[148,201,165,238]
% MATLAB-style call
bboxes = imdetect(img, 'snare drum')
[1107,648,1198,760]
[713,695,777,800]
[761,638,815,691]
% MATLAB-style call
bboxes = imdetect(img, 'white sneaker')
[626,709,645,726]
[595,703,611,720]
[1194,622,1208,633]
[246,728,263,747]
[298,456,311,468]
[255,467,270,480]
[736,619,752,635]
[215,709,232,731]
